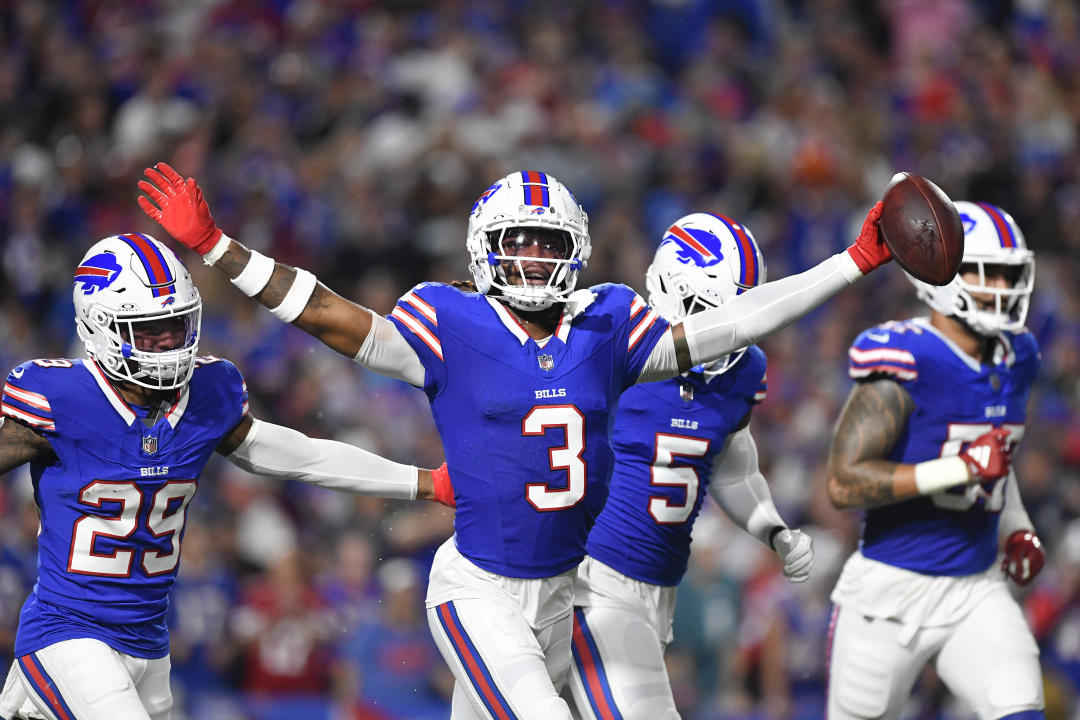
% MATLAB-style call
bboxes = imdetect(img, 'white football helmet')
[466,171,590,311]
[73,233,202,390]
[646,212,766,374]
[908,201,1035,336]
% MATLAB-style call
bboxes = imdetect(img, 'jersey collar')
[485,296,573,347]
[912,317,1012,372]
[85,358,189,428]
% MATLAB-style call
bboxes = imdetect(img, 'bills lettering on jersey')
[0,357,248,659]
[587,346,768,586]
[386,282,671,579]
[848,318,1041,576]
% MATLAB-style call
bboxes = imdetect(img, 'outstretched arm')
[707,422,812,582]
[640,203,890,380]
[217,415,454,506]
[138,163,424,385]
[0,417,55,475]
[827,379,1012,509]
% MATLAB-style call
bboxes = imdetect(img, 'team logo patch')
[538,353,554,371]
[662,226,725,268]
[74,252,123,295]
[142,435,158,455]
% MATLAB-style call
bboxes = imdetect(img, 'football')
[879,173,964,286]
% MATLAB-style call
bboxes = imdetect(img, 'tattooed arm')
[0,417,56,475]
[827,379,918,510]
[213,244,375,357]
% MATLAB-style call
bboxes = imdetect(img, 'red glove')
[959,427,1012,482]
[431,462,456,508]
[846,201,890,275]
[1002,530,1044,586]
[137,162,223,255]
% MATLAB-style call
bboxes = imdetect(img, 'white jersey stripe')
[630,296,646,319]
[1,402,55,430]
[402,290,438,325]
[850,366,918,381]
[628,310,660,351]
[391,307,444,360]
[85,359,137,426]
[849,346,916,365]
[3,384,51,412]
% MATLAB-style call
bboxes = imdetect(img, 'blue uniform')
[388,283,670,579]
[1,356,248,658]
[847,318,1040,576]
[586,348,768,586]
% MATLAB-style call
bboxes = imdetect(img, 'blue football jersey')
[847,318,1040,576]
[388,283,670,578]
[585,347,768,586]
[1,356,248,658]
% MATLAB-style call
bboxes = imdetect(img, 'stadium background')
[0,1,1079,718]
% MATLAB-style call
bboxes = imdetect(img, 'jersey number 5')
[649,433,710,524]
[69,480,197,577]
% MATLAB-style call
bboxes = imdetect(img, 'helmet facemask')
[909,201,1035,337]
[467,172,590,312]
[73,233,203,391]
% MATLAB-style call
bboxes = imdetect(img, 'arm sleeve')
[681,252,862,368]
[353,309,426,387]
[226,418,419,499]
[706,427,787,545]
[999,467,1034,538]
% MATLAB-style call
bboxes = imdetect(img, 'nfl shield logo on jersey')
[142,435,158,455]
[538,354,554,371]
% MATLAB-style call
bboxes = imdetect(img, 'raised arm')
[217,415,454,506]
[827,379,1012,510]
[640,203,891,381]
[138,163,424,385]
[0,417,55,475]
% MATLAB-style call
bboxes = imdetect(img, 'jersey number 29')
[69,480,197,577]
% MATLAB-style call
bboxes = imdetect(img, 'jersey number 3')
[523,405,587,511]
[69,480,197,577]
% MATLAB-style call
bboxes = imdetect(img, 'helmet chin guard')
[907,201,1034,337]
[73,233,202,390]
[466,171,590,312]
[645,212,766,375]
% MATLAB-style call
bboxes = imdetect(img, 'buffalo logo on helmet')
[663,224,725,268]
[74,252,123,295]
[470,182,502,216]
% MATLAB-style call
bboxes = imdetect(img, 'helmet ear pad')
[466,172,590,312]
[73,233,202,390]
[645,213,766,375]
[906,202,1035,336]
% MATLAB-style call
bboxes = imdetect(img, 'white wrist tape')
[202,233,232,265]
[270,269,317,322]
[230,250,276,297]
[228,418,419,500]
[913,456,970,495]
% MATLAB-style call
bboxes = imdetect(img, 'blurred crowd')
[1,0,1079,718]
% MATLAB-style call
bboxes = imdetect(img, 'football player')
[566,213,814,720]
[826,201,1046,720]
[0,233,453,720]
[139,162,891,720]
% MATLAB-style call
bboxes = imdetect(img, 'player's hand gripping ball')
[1002,530,1044,586]
[879,172,964,286]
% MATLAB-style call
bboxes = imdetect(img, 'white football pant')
[828,581,1043,720]
[426,539,576,720]
[564,556,681,720]
[9,639,171,720]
